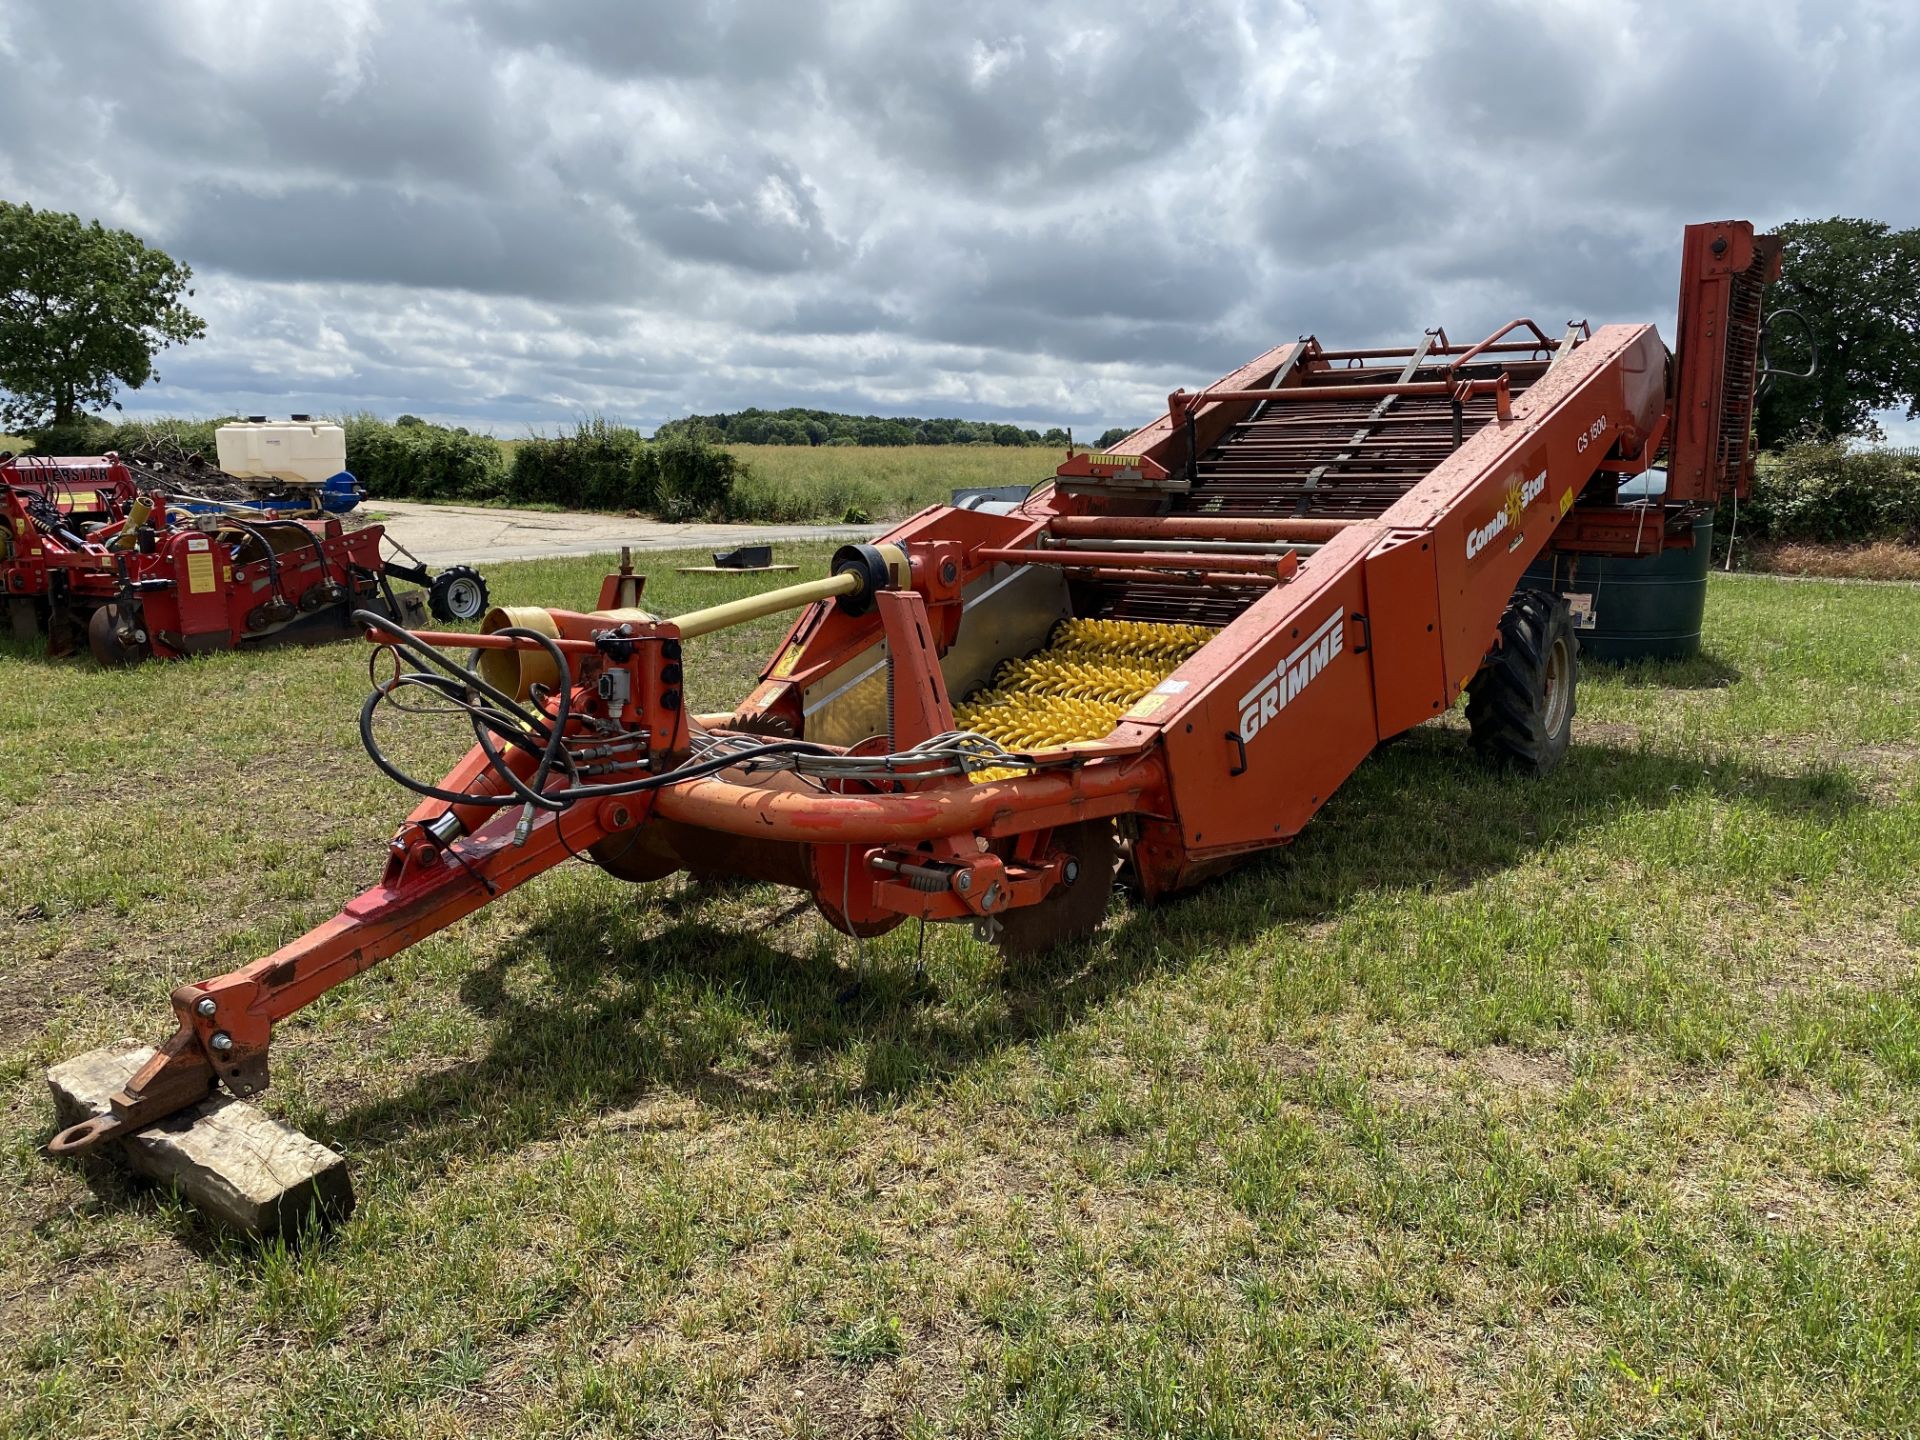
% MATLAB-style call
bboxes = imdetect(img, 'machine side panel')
[1152,527,1379,852]
[1362,529,1450,738]
[1379,325,1667,699]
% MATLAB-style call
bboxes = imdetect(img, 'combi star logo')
[1502,480,1529,531]
[1466,470,1547,560]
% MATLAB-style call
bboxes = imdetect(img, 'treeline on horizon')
[654,407,1133,450]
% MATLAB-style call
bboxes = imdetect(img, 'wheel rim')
[1543,634,1572,735]
[444,577,483,618]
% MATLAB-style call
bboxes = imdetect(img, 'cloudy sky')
[2,0,1915,438]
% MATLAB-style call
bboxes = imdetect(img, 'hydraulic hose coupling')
[830,542,906,615]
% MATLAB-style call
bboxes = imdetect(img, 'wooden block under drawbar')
[673,564,800,574]
[47,1040,354,1238]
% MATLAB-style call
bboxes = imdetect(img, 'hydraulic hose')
[353,608,833,813]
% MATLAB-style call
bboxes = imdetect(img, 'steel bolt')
[209,1031,234,1053]
[195,997,217,1017]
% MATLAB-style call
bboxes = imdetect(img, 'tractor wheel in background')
[993,819,1121,957]
[428,565,490,623]
[1466,588,1577,776]
[87,605,152,667]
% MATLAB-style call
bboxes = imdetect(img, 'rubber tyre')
[1466,589,1577,776]
[428,565,490,623]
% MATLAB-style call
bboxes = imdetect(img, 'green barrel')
[1522,473,1713,663]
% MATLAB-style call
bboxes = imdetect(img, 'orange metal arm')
[47,799,617,1154]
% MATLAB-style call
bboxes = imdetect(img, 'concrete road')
[368,499,873,568]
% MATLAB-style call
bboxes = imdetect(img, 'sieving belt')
[954,618,1211,778]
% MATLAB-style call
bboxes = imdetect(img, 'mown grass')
[1,559,1918,1437]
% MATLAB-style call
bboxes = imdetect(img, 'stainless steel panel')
[800,564,1070,747]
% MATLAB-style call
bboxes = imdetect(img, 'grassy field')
[2,556,1919,1437]
[403,444,1055,524]
[720,446,1061,524]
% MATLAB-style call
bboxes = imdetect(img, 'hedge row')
[504,421,736,519]
[1742,443,1920,544]
[20,413,740,520]
[24,413,234,459]
[341,414,507,502]
[654,406,1074,448]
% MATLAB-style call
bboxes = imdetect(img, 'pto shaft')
[672,570,859,638]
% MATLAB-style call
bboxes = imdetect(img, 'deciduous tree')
[1756,217,1920,446]
[0,202,205,432]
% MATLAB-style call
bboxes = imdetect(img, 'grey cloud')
[164,182,653,302]
[471,0,828,82]
[831,3,1246,193]
[619,155,846,275]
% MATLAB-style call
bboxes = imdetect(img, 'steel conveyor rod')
[1041,536,1322,557]
[975,547,1291,576]
[1046,516,1353,542]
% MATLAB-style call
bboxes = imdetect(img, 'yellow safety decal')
[1093,453,1141,469]
[68,491,97,508]
[186,552,217,594]
[769,643,801,678]
[1125,693,1169,719]
[1558,487,1574,517]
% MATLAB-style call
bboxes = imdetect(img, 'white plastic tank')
[215,419,347,486]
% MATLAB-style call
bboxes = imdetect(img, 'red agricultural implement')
[47,221,1782,1178]
[2,451,490,663]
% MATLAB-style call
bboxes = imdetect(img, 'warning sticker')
[1564,592,1596,630]
[186,551,217,594]
[1125,693,1169,719]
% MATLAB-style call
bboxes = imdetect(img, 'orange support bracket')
[874,589,955,751]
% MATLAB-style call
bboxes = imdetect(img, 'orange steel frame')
[49,221,1777,1157]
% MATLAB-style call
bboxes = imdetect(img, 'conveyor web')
[1086,329,1564,625]
[1178,346,1553,522]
